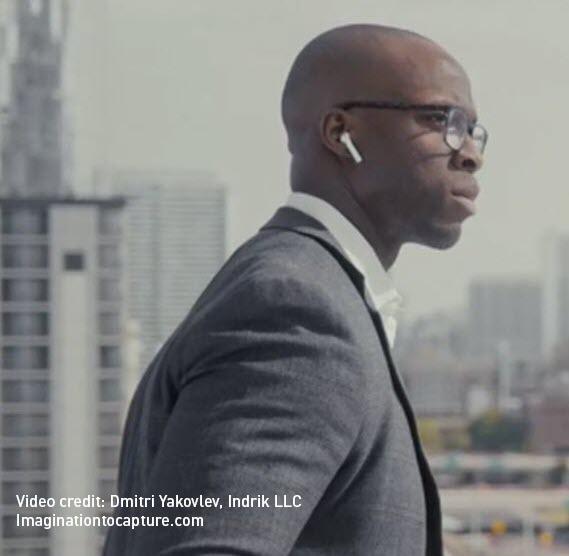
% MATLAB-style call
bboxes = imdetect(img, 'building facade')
[0,197,126,556]
[113,171,226,372]
[468,278,542,365]
[529,371,569,454]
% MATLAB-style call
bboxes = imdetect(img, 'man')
[104,24,485,556]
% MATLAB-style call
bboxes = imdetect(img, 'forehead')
[368,39,476,118]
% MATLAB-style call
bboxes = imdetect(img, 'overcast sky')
[66,0,569,319]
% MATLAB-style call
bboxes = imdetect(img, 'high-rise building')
[113,171,226,371]
[0,196,126,556]
[1,2,129,554]
[0,0,69,196]
[468,278,542,365]
[542,233,569,362]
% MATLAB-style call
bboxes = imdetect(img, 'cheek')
[407,137,453,196]
[407,131,450,168]
[399,158,452,220]
[358,134,451,216]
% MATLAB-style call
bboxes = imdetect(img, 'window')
[2,279,49,302]
[99,446,120,469]
[99,313,120,335]
[27,157,51,188]
[100,379,121,402]
[99,413,121,436]
[99,278,120,302]
[2,448,49,471]
[40,100,61,150]
[2,415,49,437]
[3,313,49,335]
[2,245,48,268]
[63,252,84,271]
[2,347,49,370]
[99,209,121,235]
[3,481,49,505]
[2,515,48,538]
[99,245,120,269]
[2,207,47,234]
[29,0,44,16]
[99,479,117,501]
[4,548,50,556]
[28,67,57,89]
[100,346,121,369]
[2,381,49,403]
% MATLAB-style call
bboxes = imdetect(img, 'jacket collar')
[260,205,400,361]
[260,205,368,292]
[261,206,350,257]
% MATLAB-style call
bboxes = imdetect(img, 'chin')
[413,223,462,250]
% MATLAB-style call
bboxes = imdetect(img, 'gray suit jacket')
[103,207,443,556]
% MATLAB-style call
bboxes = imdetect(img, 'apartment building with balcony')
[0,196,126,556]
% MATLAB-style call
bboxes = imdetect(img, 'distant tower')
[0,0,70,196]
[542,233,569,362]
[113,171,227,370]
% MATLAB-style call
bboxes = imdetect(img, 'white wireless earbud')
[339,131,363,164]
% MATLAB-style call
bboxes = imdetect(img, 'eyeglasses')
[335,101,488,155]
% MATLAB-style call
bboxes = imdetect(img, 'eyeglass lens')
[445,108,486,154]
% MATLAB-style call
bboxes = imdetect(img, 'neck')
[292,163,401,270]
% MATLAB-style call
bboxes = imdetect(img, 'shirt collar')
[284,192,403,321]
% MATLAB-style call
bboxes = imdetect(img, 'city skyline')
[65,0,569,319]
[1,4,568,554]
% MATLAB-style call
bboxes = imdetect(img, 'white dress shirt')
[285,192,403,348]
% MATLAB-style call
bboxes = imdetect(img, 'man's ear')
[320,109,355,160]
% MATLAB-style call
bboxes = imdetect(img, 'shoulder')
[198,227,361,321]
[173,227,377,372]
[175,229,371,393]
[143,226,392,423]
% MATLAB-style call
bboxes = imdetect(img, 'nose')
[450,136,484,173]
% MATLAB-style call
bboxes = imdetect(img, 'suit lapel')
[362,287,443,556]
[261,207,409,387]
[261,206,443,555]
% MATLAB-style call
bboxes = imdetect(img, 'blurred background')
[0,1,568,554]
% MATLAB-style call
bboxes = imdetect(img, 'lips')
[452,194,477,215]
[451,183,480,202]
[450,183,480,217]
[451,182,480,215]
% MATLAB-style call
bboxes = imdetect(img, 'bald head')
[281,24,465,153]
[279,24,483,266]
